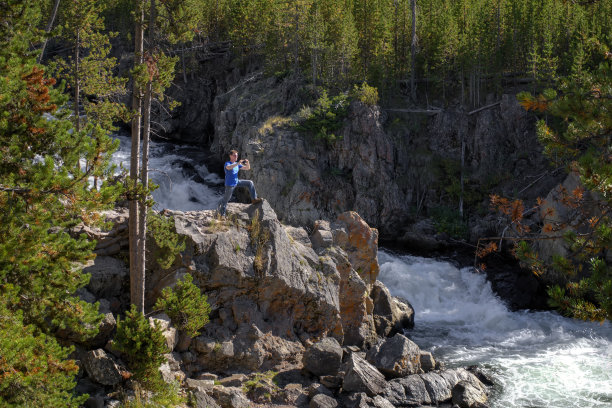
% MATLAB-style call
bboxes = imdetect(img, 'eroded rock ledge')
[75,202,490,407]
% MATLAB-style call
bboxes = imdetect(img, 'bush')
[121,380,185,408]
[430,207,468,239]
[154,274,210,338]
[352,82,379,106]
[294,89,349,145]
[113,305,168,381]
[148,211,186,270]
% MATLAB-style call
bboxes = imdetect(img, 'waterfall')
[111,135,223,211]
[378,250,612,408]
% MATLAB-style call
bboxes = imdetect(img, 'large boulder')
[370,281,414,337]
[383,375,431,406]
[342,353,387,397]
[81,349,125,386]
[193,391,222,408]
[365,333,422,378]
[303,337,343,376]
[310,394,339,408]
[452,380,489,408]
[211,386,251,408]
[382,368,487,407]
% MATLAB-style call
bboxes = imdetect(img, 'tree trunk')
[130,1,145,313]
[181,45,188,84]
[38,0,61,63]
[74,31,81,133]
[138,76,152,312]
[135,0,156,314]
[459,129,465,217]
[410,0,417,101]
[294,1,300,74]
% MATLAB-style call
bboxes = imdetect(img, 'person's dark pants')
[217,180,257,216]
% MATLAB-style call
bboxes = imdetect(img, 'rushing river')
[378,251,612,408]
[114,136,612,408]
[111,134,224,211]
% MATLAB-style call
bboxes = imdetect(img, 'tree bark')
[130,1,145,313]
[135,0,156,314]
[38,0,62,63]
[74,30,81,133]
[410,0,417,101]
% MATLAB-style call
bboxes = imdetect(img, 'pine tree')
[482,55,611,322]
[0,1,122,404]
[129,0,204,312]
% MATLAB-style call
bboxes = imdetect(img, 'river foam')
[111,135,223,211]
[378,250,612,408]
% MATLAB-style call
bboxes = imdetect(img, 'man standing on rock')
[217,149,262,217]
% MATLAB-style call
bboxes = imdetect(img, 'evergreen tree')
[129,0,204,312]
[519,57,611,321]
[482,55,611,322]
[0,1,122,404]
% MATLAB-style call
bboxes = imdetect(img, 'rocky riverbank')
[71,202,491,407]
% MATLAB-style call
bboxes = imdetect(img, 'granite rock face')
[208,74,557,245]
[140,202,385,372]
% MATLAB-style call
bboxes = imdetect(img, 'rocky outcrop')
[74,204,491,408]
[136,201,386,375]
[211,77,408,237]
[208,75,559,244]
[80,349,126,386]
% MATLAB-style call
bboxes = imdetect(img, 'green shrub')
[430,207,468,239]
[154,274,211,338]
[148,211,186,270]
[113,305,168,381]
[121,380,185,408]
[294,89,349,145]
[352,82,379,105]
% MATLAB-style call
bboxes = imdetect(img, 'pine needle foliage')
[147,211,186,270]
[114,305,169,381]
[482,54,611,322]
[0,297,86,407]
[1,1,122,404]
[154,273,211,337]
[294,89,349,145]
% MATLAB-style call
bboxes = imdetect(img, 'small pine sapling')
[113,305,168,382]
[154,274,210,338]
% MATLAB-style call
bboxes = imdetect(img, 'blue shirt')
[224,161,243,186]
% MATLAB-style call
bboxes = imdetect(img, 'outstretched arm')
[240,159,251,170]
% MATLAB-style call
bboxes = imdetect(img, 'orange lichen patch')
[337,212,379,283]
